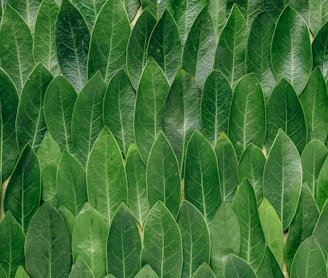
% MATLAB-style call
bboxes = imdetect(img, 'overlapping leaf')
[141,0,167,20]
[316,156,328,210]
[69,256,95,278]
[224,254,257,278]
[309,0,328,36]
[312,22,328,80]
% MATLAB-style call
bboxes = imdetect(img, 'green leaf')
[177,201,210,278]
[71,72,106,167]
[72,203,107,278]
[0,265,7,278]
[126,9,157,90]
[182,8,216,87]
[88,0,130,83]
[309,0,328,36]
[210,202,241,277]
[208,0,227,40]
[184,131,221,223]
[163,69,201,173]
[265,79,307,153]
[141,201,183,278]
[148,10,182,85]
[4,144,40,232]
[0,212,25,278]
[14,266,29,278]
[134,58,170,163]
[214,4,248,87]
[271,5,312,95]
[56,0,90,92]
[257,247,284,278]
[58,206,75,236]
[316,156,328,210]
[69,256,95,278]
[258,198,284,268]
[263,129,303,231]
[107,204,141,278]
[103,70,135,157]
[290,236,327,278]
[224,254,257,278]
[232,179,266,270]
[0,4,34,94]
[228,73,266,158]
[313,201,328,260]
[227,0,263,26]
[192,263,216,278]
[25,203,71,278]
[300,67,328,143]
[147,131,181,218]
[288,0,310,26]
[312,22,328,80]
[87,127,127,226]
[141,0,167,19]
[33,0,60,76]
[201,70,232,145]
[135,265,158,278]
[214,134,238,204]
[44,76,77,151]
[124,0,140,22]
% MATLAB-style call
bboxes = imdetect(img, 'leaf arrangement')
[0,0,328,277]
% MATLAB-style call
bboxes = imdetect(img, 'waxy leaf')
[257,247,284,278]
[69,256,95,278]
[88,0,130,83]
[141,201,183,278]
[263,129,302,231]
[228,74,266,158]
[134,58,170,163]
[25,203,71,278]
[313,22,328,80]
[135,265,158,278]
[208,0,227,40]
[201,70,232,145]
[103,70,135,157]
[224,254,257,278]
[309,0,328,36]
[107,204,141,278]
[177,201,210,278]
[313,201,328,259]
[0,4,34,94]
[56,0,90,92]
[192,263,216,278]
[4,144,40,232]
[271,5,312,94]
[316,156,328,210]
[87,127,127,226]
[184,131,221,223]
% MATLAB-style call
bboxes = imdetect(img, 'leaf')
[271,5,312,95]
[290,236,327,278]
[25,203,71,278]
[263,129,303,231]
[316,156,328,210]
[0,212,25,278]
[125,144,148,225]
[103,70,135,157]
[124,0,140,21]
[288,0,310,26]
[265,79,307,153]
[135,265,158,278]
[58,206,75,236]
[0,265,6,278]
[141,0,167,19]
[228,74,266,158]
[232,179,266,270]
[258,198,284,268]
[88,0,130,83]
[146,131,181,218]
[148,10,182,85]
[107,204,141,278]
[201,70,232,145]
[71,72,106,167]
[227,0,263,27]
[72,203,107,278]
[126,9,157,90]
[224,254,257,278]
[141,201,183,278]
[163,69,201,173]
[0,4,34,94]
[184,131,221,223]
[14,266,29,278]
[44,76,77,151]
[312,22,328,80]
[55,0,90,92]
[33,0,60,76]
[313,201,328,260]
[87,127,127,226]
[134,58,170,163]
[69,256,95,278]
[309,0,328,36]
[4,144,40,232]
[192,263,216,278]
[177,201,210,278]
[208,0,227,40]
[214,133,238,204]
[214,4,248,87]
[257,247,284,278]
[210,202,241,277]
[300,67,328,143]
[182,8,216,87]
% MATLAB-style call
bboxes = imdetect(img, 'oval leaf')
[309,0,328,36]
[257,247,285,278]
[141,0,167,19]
[313,201,328,259]
[224,254,257,278]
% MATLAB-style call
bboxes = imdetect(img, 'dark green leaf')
[313,22,328,80]
[141,0,167,19]
[316,156,328,210]
[288,0,310,25]
[227,0,263,26]
[257,247,284,278]
[135,265,158,278]
[313,201,328,260]
[69,256,95,278]
[192,263,216,278]
[224,254,257,278]
[261,0,284,20]
[309,0,328,36]
[0,265,6,278]
[124,0,140,22]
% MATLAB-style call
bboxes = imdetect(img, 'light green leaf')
[177,201,210,278]
[313,201,328,260]
[124,0,140,21]
[72,203,107,278]
[25,203,71,278]
[87,127,127,226]
[201,70,232,145]
[141,201,183,278]
[69,256,95,278]
[141,0,167,19]
[228,73,266,158]
[208,0,227,40]
[257,247,284,278]
[107,204,141,278]
[0,4,34,94]
[184,131,221,223]
[192,263,216,278]
[134,58,170,163]
[14,266,29,278]
[224,254,257,278]
[309,0,328,36]
[263,129,303,231]
[271,5,312,95]
[135,265,158,278]
[312,22,328,80]
[55,0,90,92]
[316,156,328,210]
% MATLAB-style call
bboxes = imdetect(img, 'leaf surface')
[208,0,227,40]
[316,156,328,210]
[224,254,257,278]
[309,0,328,36]
[312,22,328,80]
[313,201,328,260]
[192,263,216,278]
[257,247,284,278]
[69,256,95,278]
[141,0,167,19]
[135,265,158,278]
